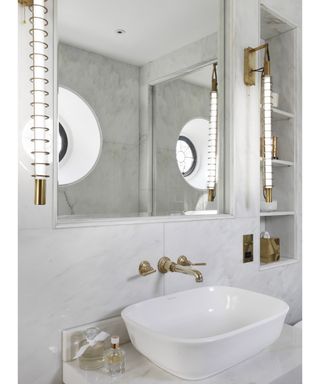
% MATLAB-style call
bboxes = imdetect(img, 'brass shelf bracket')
[244,43,270,86]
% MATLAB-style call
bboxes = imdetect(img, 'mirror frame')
[52,0,233,227]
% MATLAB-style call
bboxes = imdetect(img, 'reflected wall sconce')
[19,0,50,205]
[208,63,218,202]
[244,44,273,202]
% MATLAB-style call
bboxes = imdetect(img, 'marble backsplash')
[19,216,301,384]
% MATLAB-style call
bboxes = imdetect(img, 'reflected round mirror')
[175,118,209,191]
[176,136,197,177]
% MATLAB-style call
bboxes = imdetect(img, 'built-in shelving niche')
[259,3,300,268]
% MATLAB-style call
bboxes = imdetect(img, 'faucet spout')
[172,264,203,283]
[157,256,204,283]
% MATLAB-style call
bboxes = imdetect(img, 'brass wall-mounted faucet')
[138,261,156,276]
[177,255,207,267]
[158,256,206,283]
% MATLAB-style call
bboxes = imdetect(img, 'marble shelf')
[260,257,299,270]
[260,159,294,167]
[272,159,294,167]
[260,211,295,217]
[63,325,301,384]
[272,108,295,121]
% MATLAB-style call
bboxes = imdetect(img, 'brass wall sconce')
[244,44,273,203]
[244,43,270,86]
[19,0,50,205]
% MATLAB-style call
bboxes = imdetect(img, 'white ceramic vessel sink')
[121,286,289,380]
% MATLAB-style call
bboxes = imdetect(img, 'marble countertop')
[63,325,302,384]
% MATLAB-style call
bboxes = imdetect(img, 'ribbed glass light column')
[29,0,49,205]
[207,64,218,202]
[262,74,273,202]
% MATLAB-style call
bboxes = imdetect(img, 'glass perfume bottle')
[78,327,108,370]
[106,336,126,377]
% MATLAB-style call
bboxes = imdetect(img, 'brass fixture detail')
[177,255,207,267]
[211,63,218,93]
[261,136,279,160]
[243,234,254,263]
[263,187,273,203]
[244,48,257,86]
[18,0,33,5]
[272,136,279,159]
[34,179,46,205]
[244,43,270,86]
[139,261,156,276]
[208,188,216,203]
[158,256,204,283]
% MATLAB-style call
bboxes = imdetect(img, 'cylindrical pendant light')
[27,0,50,205]
[262,48,273,203]
[208,63,218,202]
[244,43,273,203]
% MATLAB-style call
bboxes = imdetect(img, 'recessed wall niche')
[259,3,300,269]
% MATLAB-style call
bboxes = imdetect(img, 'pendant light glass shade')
[208,64,218,202]
[29,0,49,205]
[262,74,273,202]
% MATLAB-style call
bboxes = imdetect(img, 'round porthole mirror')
[58,123,68,162]
[176,118,209,190]
[58,87,102,186]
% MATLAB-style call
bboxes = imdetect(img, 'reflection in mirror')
[152,64,219,216]
[57,0,224,221]
[176,135,198,178]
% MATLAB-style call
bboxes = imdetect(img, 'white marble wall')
[57,44,140,217]
[19,216,302,384]
[18,1,302,384]
[262,0,302,26]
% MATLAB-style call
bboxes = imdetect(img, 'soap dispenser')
[74,327,109,370]
[106,335,126,377]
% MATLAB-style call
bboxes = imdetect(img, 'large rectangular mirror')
[56,0,225,222]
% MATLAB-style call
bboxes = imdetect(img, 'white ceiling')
[58,0,220,66]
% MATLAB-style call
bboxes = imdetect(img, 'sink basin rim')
[121,285,289,344]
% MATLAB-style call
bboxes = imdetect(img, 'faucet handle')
[139,261,156,276]
[177,255,207,267]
